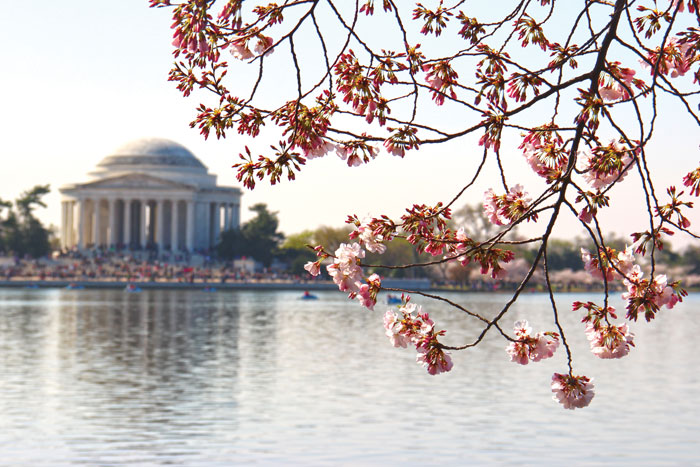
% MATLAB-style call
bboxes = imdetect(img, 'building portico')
[59,138,241,252]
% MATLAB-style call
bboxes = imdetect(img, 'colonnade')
[60,197,239,251]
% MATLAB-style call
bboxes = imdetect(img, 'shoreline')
[0,277,434,292]
[0,279,338,291]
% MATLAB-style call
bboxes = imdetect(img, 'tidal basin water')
[0,288,698,465]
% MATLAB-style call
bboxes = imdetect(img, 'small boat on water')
[203,286,217,292]
[66,283,84,290]
[125,284,142,293]
[387,294,402,305]
[301,291,318,300]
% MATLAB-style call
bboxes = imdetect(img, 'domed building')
[59,138,241,252]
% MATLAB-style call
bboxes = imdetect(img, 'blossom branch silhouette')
[152,0,700,409]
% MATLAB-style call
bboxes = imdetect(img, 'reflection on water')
[0,288,697,465]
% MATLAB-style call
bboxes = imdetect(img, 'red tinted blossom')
[551,373,595,409]
[423,61,458,105]
[513,14,548,50]
[413,3,453,37]
[336,141,378,167]
[655,186,693,228]
[641,38,693,78]
[673,0,698,14]
[506,72,543,102]
[273,95,336,157]
[334,50,390,123]
[384,126,419,158]
[547,42,579,70]
[598,63,642,101]
[683,165,700,196]
[578,206,595,223]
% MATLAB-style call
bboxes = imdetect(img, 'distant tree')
[311,225,353,253]
[217,203,284,266]
[0,198,12,253]
[543,239,585,271]
[277,230,316,275]
[0,185,51,258]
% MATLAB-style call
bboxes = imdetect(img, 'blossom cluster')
[622,266,683,321]
[384,300,453,375]
[551,373,595,410]
[579,246,683,321]
[505,320,560,365]
[483,185,536,226]
[585,322,635,359]
[580,245,635,281]
[580,140,635,190]
[519,125,568,182]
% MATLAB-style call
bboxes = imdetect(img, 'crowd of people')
[0,248,310,284]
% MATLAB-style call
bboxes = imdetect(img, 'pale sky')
[1,1,698,249]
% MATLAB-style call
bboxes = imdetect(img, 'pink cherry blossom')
[304,260,321,276]
[598,64,637,102]
[578,206,594,223]
[580,140,634,190]
[416,345,454,375]
[383,310,412,348]
[230,40,254,60]
[551,373,595,409]
[326,242,365,293]
[253,35,274,55]
[304,140,336,159]
[356,273,381,310]
[585,323,635,359]
[505,320,560,364]
[356,220,387,254]
[483,185,535,226]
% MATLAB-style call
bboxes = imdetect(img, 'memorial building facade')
[59,138,241,252]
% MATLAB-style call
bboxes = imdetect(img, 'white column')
[60,201,68,249]
[93,199,102,248]
[124,199,132,248]
[224,203,231,231]
[156,199,164,249]
[140,199,148,248]
[212,202,221,245]
[171,200,179,251]
[232,203,240,229]
[78,198,86,250]
[108,198,116,247]
[186,201,195,251]
[70,201,76,247]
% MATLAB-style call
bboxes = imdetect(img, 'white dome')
[97,138,207,171]
[87,137,218,187]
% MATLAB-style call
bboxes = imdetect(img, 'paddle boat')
[387,294,402,305]
[203,286,217,292]
[65,283,84,290]
[301,290,319,300]
[125,284,142,293]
